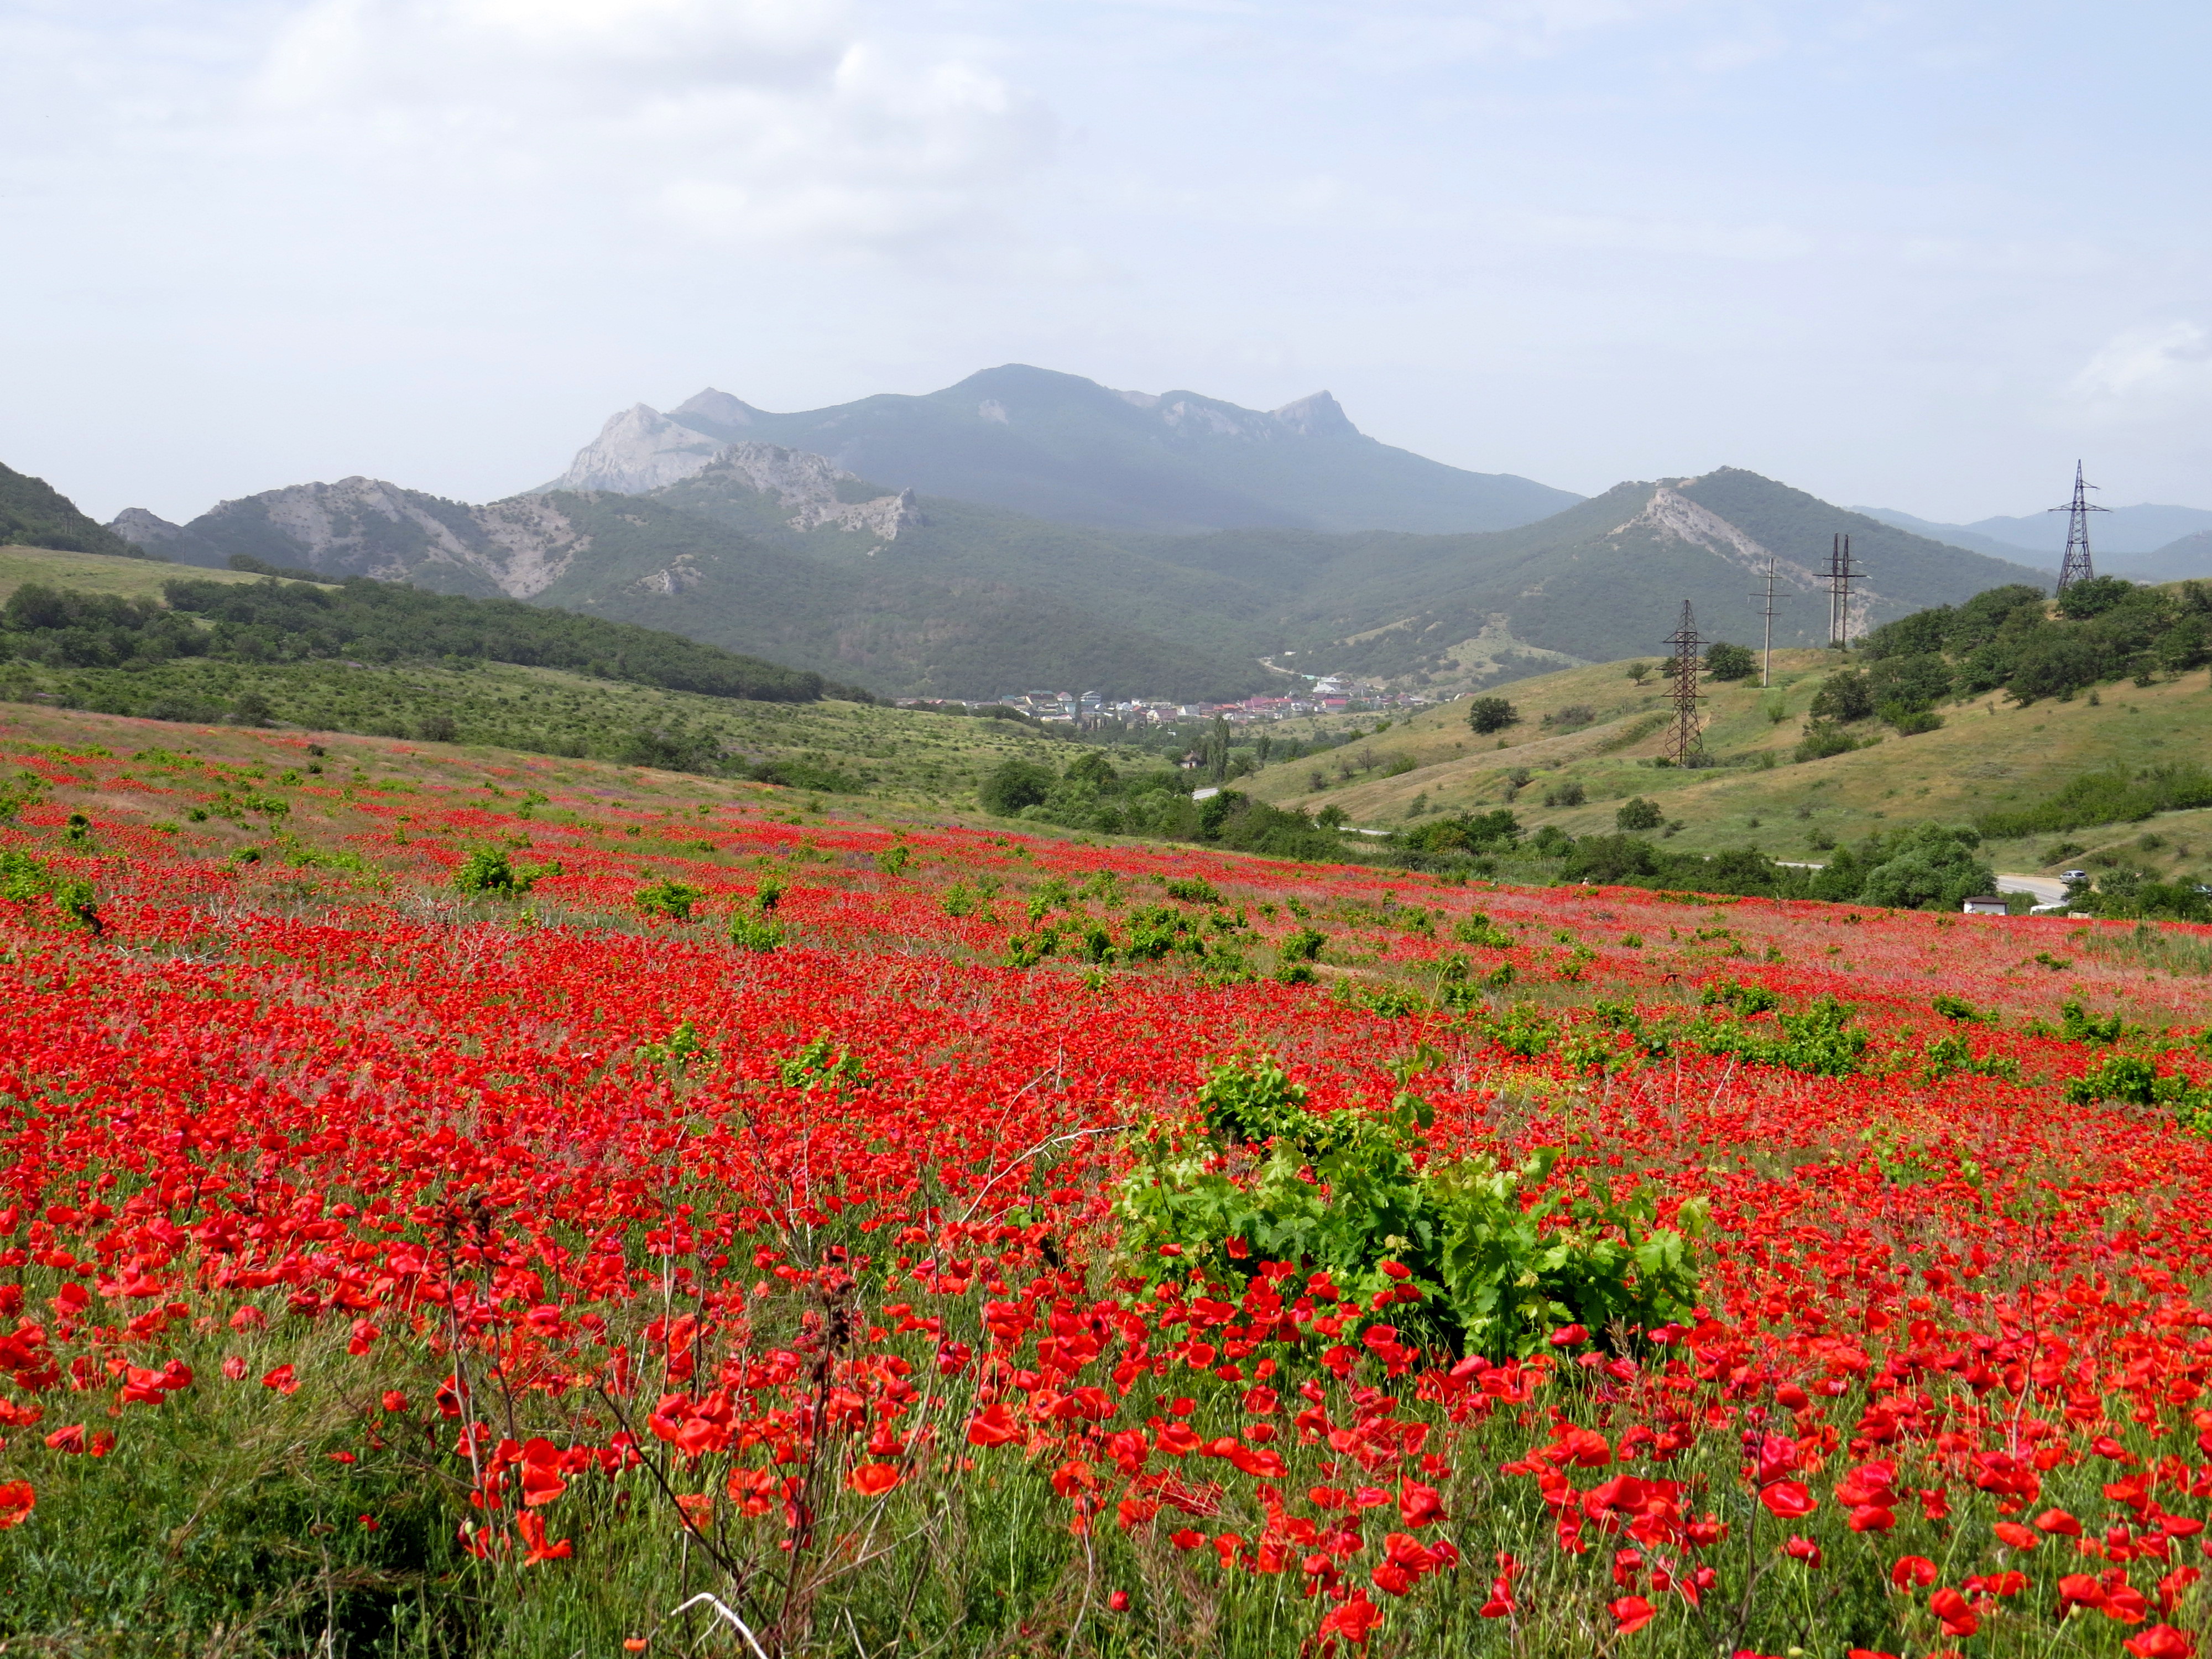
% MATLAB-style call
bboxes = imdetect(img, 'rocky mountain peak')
[547,405,727,494]
[1269,390,1358,439]
[669,388,764,441]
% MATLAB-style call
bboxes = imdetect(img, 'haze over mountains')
[1859,502,2212,582]
[544,365,1582,535]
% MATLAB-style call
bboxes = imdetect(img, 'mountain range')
[1858,502,2212,582]
[541,364,1582,535]
[103,463,2044,702]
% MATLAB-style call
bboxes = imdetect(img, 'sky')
[3,0,2209,526]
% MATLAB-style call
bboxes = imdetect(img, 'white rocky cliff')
[545,404,730,494]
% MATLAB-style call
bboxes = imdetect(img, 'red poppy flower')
[848,1462,903,1497]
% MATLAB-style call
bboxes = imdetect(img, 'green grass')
[0,545,288,603]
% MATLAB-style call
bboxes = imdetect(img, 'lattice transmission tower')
[2049,461,2108,593]
[1663,599,1706,764]
[1825,533,1865,649]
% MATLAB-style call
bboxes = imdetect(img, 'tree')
[1615,797,1665,832]
[979,758,1055,815]
[2055,575,2135,621]
[1625,662,1652,686]
[1808,670,1876,723]
[1466,696,1519,734]
[2157,616,2208,675]
[1705,641,1757,681]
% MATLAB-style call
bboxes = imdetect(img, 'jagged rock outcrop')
[113,477,594,598]
[686,444,922,538]
[542,408,924,542]
[546,404,729,494]
[108,508,218,564]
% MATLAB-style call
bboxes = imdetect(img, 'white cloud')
[2070,322,2212,418]
[249,0,1055,252]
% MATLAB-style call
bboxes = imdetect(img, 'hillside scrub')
[0,576,852,703]
[979,753,1349,860]
[1977,762,2212,839]
[1861,576,2212,707]
[1547,822,1994,911]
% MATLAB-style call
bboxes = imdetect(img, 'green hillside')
[0,546,274,604]
[1246,624,2212,893]
[124,462,2046,705]
[0,547,1095,799]
[1,462,154,561]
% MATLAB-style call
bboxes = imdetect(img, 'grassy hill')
[0,546,278,603]
[1245,645,2212,886]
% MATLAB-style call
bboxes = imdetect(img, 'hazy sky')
[5,0,2209,525]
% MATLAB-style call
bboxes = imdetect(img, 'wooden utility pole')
[1751,555,1781,688]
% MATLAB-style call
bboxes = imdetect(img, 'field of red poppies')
[4,711,2212,1658]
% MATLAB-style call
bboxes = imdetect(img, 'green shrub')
[1793,721,1863,762]
[2060,999,2124,1045]
[1163,877,1224,905]
[727,914,785,952]
[1465,696,1519,734]
[1474,1001,1554,1057]
[451,846,557,898]
[1700,977,1780,1015]
[634,879,703,921]
[1451,913,1513,948]
[1931,993,1993,1023]
[2064,1053,2159,1106]
[0,847,99,932]
[1615,797,1665,832]
[1116,1057,1702,1359]
[1695,995,1868,1076]
[1704,641,1757,681]
[1277,927,1326,963]
[1922,1032,2019,1082]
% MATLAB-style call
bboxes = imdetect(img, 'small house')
[1960,896,2009,916]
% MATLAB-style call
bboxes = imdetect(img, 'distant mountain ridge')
[1859,501,2212,582]
[542,364,1582,535]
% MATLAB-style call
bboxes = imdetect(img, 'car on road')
[2060,869,2089,882]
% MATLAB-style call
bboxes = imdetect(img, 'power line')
[2048,460,2108,593]
[1662,599,1705,765]
[1825,533,1865,649]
